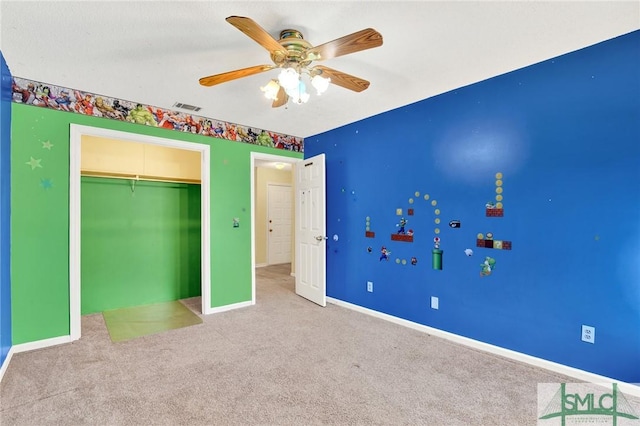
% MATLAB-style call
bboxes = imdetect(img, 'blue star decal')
[40,178,53,190]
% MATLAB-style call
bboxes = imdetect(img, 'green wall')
[81,177,201,314]
[11,103,302,344]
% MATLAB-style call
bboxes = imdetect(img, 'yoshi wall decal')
[480,256,496,277]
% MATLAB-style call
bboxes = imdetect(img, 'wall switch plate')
[431,296,439,310]
[581,325,595,344]
[367,281,373,292]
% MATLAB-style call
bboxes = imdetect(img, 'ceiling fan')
[199,16,383,107]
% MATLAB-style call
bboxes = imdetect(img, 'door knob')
[315,235,327,241]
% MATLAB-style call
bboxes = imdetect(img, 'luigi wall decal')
[396,217,408,234]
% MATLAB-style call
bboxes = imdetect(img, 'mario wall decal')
[379,246,391,261]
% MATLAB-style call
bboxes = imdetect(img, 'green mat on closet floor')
[102,300,202,343]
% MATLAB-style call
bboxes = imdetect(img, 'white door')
[295,153,326,307]
[267,183,292,265]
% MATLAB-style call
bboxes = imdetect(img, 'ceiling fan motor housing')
[271,29,313,67]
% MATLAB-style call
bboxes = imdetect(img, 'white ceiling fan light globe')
[284,84,298,99]
[260,80,280,100]
[311,75,331,95]
[278,68,300,90]
[285,79,310,104]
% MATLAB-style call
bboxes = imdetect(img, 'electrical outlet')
[367,281,373,292]
[431,296,439,310]
[581,325,595,344]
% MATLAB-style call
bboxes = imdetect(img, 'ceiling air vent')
[173,102,202,112]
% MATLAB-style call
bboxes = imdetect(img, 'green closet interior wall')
[81,177,201,314]
[10,103,303,344]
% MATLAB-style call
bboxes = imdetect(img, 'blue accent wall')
[305,31,640,383]
[0,52,13,368]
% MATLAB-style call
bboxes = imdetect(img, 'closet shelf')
[81,170,201,184]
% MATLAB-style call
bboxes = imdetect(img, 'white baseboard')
[255,263,268,268]
[0,335,73,383]
[0,346,15,383]
[205,300,253,315]
[326,297,640,398]
[13,335,73,353]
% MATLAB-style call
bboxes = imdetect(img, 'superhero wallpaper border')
[10,77,304,152]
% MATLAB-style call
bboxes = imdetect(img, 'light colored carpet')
[102,300,203,343]
[1,264,637,425]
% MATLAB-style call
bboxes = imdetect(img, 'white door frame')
[69,124,211,341]
[250,152,299,304]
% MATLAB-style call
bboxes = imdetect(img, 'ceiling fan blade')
[226,16,287,56]
[304,28,382,61]
[312,65,370,92]
[272,86,289,108]
[199,65,275,87]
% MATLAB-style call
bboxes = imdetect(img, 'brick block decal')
[477,238,512,250]
[391,234,414,243]
[486,208,504,217]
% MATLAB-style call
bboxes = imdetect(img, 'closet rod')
[80,170,201,185]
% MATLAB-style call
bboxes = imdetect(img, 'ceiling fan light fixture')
[311,75,331,95]
[298,91,310,104]
[284,80,310,104]
[277,67,300,91]
[260,79,280,100]
[275,67,326,104]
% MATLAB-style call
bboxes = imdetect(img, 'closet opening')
[69,125,211,341]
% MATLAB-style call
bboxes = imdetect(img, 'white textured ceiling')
[1,1,638,139]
